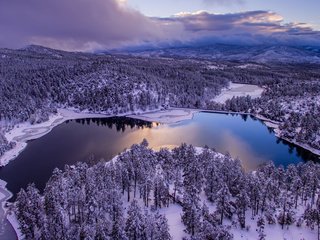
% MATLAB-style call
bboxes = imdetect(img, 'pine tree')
[181,191,201,236]
[304,197,320,240]
[277,192,295,229]
[125,200,145,240]
[256,216,266,240]
[153,165,170,209]
[236,189,250,229]
[214,183,233,225]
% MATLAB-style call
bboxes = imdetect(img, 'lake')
[0,112,318,200]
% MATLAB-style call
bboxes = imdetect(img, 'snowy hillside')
[14,142,320,240]
[120,44,320,64]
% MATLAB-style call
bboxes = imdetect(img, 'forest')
[1,45,320,156]
[15,141,320,239]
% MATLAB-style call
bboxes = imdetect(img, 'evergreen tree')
[256,216,266,240]
[125,200,145,240]
[214,183,233,225]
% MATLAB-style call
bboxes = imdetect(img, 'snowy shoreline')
[0,108,116,239]
[0,107,198,167]
[0,179,22,240]
[1,108,111,167]
[0,107,319,239]
[2,106,318,168]
[255,115,320,157]
[127,108,199,124]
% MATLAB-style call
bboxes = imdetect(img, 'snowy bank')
[1,107,192,167]
[0,179,21,240]
[254,114,320,157]
[0,108,109,167]
[213,82,264,104]
[127,108,199,124]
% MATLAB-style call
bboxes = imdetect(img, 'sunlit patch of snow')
[127,108,199,124]
[207,64,225,70]
[213,82,264,104]
[236,63,263,69]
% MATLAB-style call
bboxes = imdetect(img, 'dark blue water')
[0,112,318,199]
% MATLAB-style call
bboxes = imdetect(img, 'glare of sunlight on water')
[219,130,270,170]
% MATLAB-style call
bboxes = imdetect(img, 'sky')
[127,0,320,30]
[0,0,319,51]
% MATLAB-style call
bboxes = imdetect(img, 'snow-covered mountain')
[118,44,320,64]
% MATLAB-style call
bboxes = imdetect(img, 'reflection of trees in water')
[68,117,154,132]
[277,138,319,163]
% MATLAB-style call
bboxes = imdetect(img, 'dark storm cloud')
[0,0,162,50]
[0,1,319,51]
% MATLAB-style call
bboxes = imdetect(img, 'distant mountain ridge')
[115,44,320,64]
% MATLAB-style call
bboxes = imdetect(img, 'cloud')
[202,0,244,6]
[156,10,320,47]
[0,1,319,51]
[0,0,163,51]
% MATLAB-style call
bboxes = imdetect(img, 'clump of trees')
[0,131,15,157]
[15,141,320,239]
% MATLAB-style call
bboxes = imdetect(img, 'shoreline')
[3,106,317,168]
[0,179,21,240]
[0,106,319,239]
[171,107,320,157]
[126,108,199,124]
[0,108,115,239]
[1,108,112,167]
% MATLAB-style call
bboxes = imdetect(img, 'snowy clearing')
[127,108,199,124]
[213,83,264,104]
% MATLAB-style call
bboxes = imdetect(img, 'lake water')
[0,112,318,200]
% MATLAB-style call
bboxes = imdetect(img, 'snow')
[6,213,23,240]
[127,108,199,124]
[159,204,188,240]
[0,179,21,239]
[0,192,4,200]
[213,83,264,104]
[235,63,262,69]
[207,64,225,70]
[231,212,317,240]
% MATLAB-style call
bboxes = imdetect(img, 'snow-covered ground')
[159,204,188,239]
[213,83,264,103]
[232,216,317,240]
[6,211,23,240]
[127,108,199,124]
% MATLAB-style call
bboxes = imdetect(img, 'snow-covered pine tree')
[256,216,266,240]
[125,200,146,240]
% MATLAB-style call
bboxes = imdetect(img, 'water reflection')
[68,117,154,132]
[0,112,318,200]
